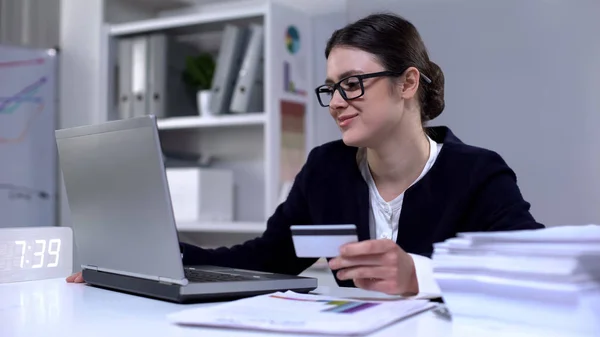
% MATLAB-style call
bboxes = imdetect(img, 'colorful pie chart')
[286,26,300,54]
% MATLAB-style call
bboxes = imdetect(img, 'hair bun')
[422,61,445,120]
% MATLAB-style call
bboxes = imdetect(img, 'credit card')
[290,224,358,258]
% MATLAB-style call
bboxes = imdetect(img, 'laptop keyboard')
[184,268,250,283]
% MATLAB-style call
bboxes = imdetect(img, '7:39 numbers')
[14,239,61,268]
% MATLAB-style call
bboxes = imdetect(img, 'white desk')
[1,278,452,337]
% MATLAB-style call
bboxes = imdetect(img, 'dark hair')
[325,13,445,121]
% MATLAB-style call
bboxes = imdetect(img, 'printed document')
[167,291,435,335]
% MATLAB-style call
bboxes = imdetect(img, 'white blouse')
[357,136,442,296]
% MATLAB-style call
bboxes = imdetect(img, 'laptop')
[55,115,317,303]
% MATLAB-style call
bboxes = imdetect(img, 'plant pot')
[196,90,213,117]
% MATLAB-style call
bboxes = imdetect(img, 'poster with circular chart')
[283,25,307,97]
[0,45,57,229]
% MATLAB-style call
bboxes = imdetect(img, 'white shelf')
[156,113,266,130]
[109,3,267,36]
[176,220,266,233]
[101,1,314,221]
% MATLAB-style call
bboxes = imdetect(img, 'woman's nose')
[329,89,347,109]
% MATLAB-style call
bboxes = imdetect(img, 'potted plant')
[182,53,216,116]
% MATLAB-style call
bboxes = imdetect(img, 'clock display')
[13,239,61,268]
[0,227,73,283]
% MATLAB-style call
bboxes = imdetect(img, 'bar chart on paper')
[268,293,380,314]
[0,45,57,228]
[168,291,436,335]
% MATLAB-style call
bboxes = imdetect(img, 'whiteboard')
[0,45,57,228]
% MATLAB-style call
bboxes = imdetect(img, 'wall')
[59,0,105,130]
[311,11,347,146]
[0,0,60,48]
[347,0,600,226]
[104,0,158,23]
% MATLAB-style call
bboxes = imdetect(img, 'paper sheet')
[168,291,435,335]
[459,224,600,242]
[313,285,440,301]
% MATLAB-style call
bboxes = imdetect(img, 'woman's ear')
[400,67,421,100]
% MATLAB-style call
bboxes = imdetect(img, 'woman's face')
[324,47,408,148]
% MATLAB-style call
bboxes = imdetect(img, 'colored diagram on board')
[280,100,305,183]
[282,26,307,96]
[283,61,307,96]
[0,183,50,201]
[0,58,47,144]
[0,58,45,68]
[0,56,51,204]
[269,294,380,314]
[285,26,300,54]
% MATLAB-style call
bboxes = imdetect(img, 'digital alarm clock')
[0,227,73,283]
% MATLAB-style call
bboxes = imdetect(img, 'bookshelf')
[156,113,266,130]
[99,0,314,235]
[108,4,266,36]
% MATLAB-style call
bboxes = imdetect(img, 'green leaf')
[181,53,216,90]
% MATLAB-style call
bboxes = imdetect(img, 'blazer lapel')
[395,158,437,256]
[332,146,371,289]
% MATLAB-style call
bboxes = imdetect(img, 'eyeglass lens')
[317,76,364,107]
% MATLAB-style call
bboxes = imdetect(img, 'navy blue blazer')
[180,126,544,287]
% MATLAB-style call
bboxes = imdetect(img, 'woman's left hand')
[328,239,419,296]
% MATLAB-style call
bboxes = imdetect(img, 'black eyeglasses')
[314,70,432,108]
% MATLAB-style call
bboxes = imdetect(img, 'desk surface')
[1,278,452,337]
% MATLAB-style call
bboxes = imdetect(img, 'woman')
[67,13,544,296]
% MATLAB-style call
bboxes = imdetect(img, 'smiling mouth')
[338,114,358,127]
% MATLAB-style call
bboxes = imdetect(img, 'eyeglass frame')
[314,69,432,108]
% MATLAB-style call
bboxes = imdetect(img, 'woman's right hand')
[66,271,85,283]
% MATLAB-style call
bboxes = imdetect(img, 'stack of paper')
[432,224,600,336]
[168,291,435,335]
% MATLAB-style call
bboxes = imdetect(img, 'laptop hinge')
[82,265,188,286]
[159,276,187,285]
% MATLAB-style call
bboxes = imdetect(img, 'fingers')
[335,266,395,281]
[330,241,401,270]
[328,254,381,270]
[331,241,418,296]
[65,273,77,282]
[354,278,399,295]
[66,272,83,283]
[340,239,398,257]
